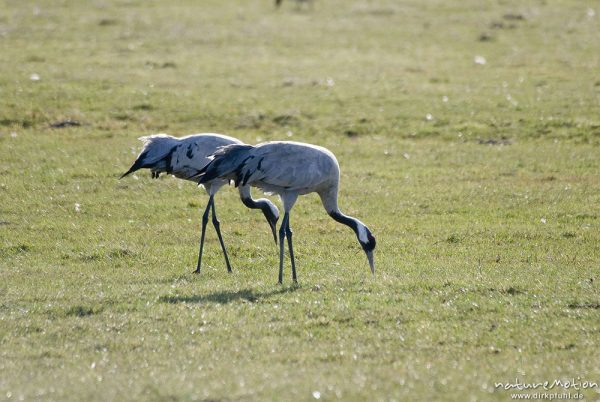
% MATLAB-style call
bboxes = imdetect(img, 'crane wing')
[238,143,336,192]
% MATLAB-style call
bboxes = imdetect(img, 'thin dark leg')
[278,212,289,284]
[194,196,214,274]
[285,214,296,283]
[211,199,232,273]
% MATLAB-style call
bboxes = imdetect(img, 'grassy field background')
[1,0,600,400]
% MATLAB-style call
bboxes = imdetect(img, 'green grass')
[1,0,600,400]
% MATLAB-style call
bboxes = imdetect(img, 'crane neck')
[320,187,364,238]
[328,208,373,249]
[329,210,360,233]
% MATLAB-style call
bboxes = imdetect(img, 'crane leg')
[285,215,296,283]
[194,196,214,274]
[211,199,232,273]
[278,212,289,284]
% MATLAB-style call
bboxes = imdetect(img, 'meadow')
[1,0,599,400]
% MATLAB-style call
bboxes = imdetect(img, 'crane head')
[358,225,376,274]
[260,200,279,244]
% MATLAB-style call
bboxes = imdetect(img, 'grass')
[1,0,600,400]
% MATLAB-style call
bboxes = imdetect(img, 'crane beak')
[269,219,277,244]
[366,250,375,275]
[259,206,279,244]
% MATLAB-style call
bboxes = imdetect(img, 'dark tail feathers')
[194,144,254,184]
[120,134,178,179]
[120,156,146,179]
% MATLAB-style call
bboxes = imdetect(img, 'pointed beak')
[269,219,278,244]
[366,250,375,275]
[260,206,279,245]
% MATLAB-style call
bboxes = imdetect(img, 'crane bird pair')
[121,134,279,274]
[122,134,376,283]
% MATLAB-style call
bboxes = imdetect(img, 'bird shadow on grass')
[158,286,299,305]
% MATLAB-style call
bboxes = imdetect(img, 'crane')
[193,141,376,283]
[121,133,279,274]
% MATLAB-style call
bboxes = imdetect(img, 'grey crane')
[121,133,279,273]
[193,141,376,283]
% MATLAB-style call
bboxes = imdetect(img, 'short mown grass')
[1,0,599,400]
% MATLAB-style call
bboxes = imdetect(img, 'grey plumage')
[197,141,376,283]
[121,133,280,273]
[196,142,337,195]
[121,133,239,181]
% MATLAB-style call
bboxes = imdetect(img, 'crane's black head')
[357,225,376,274]
[328,211,376,274]
[360,229,376,253]
[261,201,279,244]
[241,196,279,244]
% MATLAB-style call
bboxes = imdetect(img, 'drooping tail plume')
[193,144,255,184]
[120,134,178,179]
